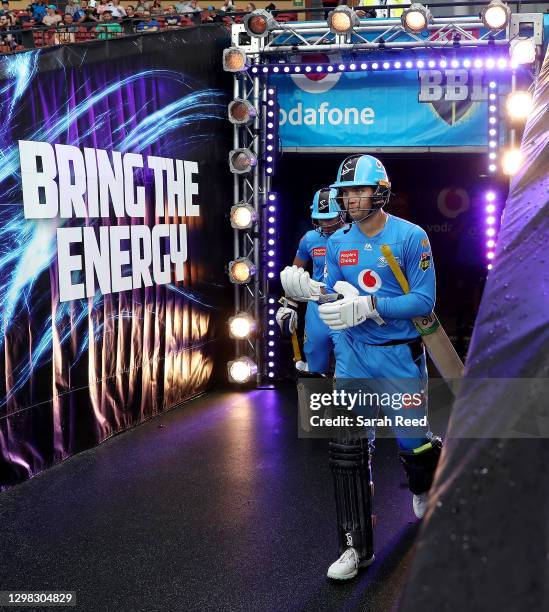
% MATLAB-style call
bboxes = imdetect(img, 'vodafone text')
[279,102,375,127]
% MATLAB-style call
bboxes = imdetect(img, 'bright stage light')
[481,1,510,31]
[227,357,257,384]
[229,149,257,174]
[228,313,256,339]
[228,258,255,284]
[230,203,256,229]
[502,148,523,176]
[223,48,249,73]
[506,91,533,121]
[244,9,278,38]
[228,99,256,126]
[328,6,358,34]
[401,3,432,33]
[510,38,536,65]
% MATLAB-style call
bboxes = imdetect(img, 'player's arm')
[375,227,435,319]
[324,236,345,293]
[276,235,311,333]
[293,255,308,268]
[293,234,311,270]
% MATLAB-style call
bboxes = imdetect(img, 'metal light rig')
[223,1,544,386]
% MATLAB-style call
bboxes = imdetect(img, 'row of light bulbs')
[237,1,512,40]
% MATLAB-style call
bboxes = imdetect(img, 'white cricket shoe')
[327,547,375,581]
[413,492,429,519]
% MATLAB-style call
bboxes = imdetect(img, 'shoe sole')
[327,554,375,581]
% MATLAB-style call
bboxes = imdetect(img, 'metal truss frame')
[228,8,543,386]
[232,70,271,386]
[232,15,510,57]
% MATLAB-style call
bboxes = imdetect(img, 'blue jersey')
[325,214,435,344]
[295,229,328,282]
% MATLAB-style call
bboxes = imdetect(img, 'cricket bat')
[380,244,464,388]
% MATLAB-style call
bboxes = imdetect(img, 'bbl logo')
[418,69,488,126]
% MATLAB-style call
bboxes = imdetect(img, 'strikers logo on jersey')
[312,247,326,257]
[340,249,359,266]
[358,269,382,293]
[377,255,401,268]
[419,252,432,271]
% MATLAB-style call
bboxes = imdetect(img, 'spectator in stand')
[43,5,62,26]
[150,0,162,13]
[136,10,159,30]
[78,4,99,25]
[174,0,187,13]
[245,2,256,12]
[54,12,77,43]
[64,0,79,16]
[96,9,121,37]
[3,9,17,25]
[30,0,47,23]
[96,0,110,14]
[17,8,35,25]
[0,12,16,49]
[164,5,181,27]
[219,0,234,13]
[108,0,126,18]
[265,2,276,11]
[182,0,201,16]
[121,5,136,32]
[72,0,86,20]
[135,1,150,13]
[200,5,216,21]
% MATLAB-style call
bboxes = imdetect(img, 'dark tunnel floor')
[0,388,428,612]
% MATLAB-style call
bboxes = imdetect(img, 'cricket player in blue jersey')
[276,187,344,374]
[281,155,442,580]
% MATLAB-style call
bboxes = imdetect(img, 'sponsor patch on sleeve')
[421,237,430,248]
[419,252,432,272]
[339,249,359,266]
[312,247,327,258]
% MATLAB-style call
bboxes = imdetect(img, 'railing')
[0,13,232,54]
[0,0,542,56]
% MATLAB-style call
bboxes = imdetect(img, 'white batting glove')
[333,280,359,299]
[319,294,385,330]
[280,265,325,302]
[276,298,298,335]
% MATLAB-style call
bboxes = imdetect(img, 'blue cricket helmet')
[310,187,340,219]
[330,155,392,218]
[331,154,389,189]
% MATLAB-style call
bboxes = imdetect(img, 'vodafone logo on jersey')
[358,269,382,293]
[290,52,343,94]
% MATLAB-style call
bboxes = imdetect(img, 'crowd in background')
[0,0,287,50]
